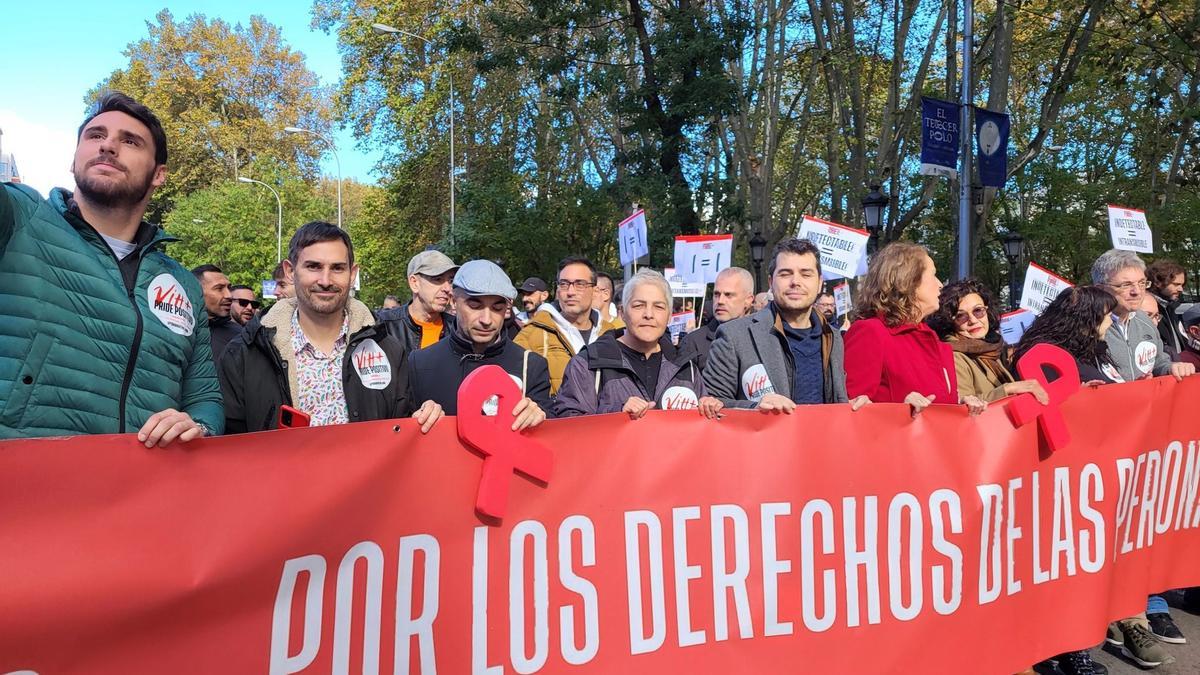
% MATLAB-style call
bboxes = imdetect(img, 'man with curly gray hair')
[1091,249,1193,383]
[1091,248,1193,667]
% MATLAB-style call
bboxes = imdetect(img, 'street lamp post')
[280,125,338,228]
[372,22,456,241]
[861,182,889,256]
[749,231,767,292]
[1001,232,1026,310]
[238,177,284,263]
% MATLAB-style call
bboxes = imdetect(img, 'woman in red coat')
[844,242,987,416]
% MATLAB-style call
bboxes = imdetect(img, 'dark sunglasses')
[232,298,261,309]
[953,305,987,325]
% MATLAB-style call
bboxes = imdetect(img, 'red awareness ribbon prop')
[1005,343,1081,453]
[456,365,553,519]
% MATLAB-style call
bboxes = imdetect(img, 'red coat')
[844,316,957,404]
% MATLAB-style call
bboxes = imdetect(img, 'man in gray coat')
[704,238,870,413]
[1092,249,1194,382]
[1090,248,1193,664]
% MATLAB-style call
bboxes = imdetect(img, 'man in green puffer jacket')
[0,92,223,443]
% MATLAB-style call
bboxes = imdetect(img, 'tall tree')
[91,10,334,220]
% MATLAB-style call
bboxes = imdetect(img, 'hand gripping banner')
[1,362,1199,674]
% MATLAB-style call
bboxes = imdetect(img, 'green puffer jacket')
[0,183,224,439]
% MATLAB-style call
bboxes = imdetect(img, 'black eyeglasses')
[556,280,594,291]
[232,298,261,309]
[953,305,987,325]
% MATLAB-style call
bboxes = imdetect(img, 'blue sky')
[0,1,381,196]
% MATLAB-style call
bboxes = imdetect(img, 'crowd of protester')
[4,91,1200,675]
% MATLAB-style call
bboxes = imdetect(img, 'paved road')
[1036,591,1200,674]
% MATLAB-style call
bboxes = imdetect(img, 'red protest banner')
[1,377,1199,674]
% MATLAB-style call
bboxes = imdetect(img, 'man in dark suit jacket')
[679,266,755,370]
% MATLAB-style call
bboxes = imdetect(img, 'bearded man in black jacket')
[219,222,443,433]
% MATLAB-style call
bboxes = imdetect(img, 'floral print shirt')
[291,310,350,426]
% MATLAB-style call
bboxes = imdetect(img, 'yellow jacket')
[514,306,617,394]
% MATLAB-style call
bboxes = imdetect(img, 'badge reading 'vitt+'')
[741,363,774,402]
[351,339,391,389]
[146,273,195,336]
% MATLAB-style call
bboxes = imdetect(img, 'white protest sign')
[664,267,706,298]
[261,279,278,299]
[668,311,693,344]
[999,309,1035,345]
[833,281,852,317]
[1019,262,1074,316]
[796,215,870,280]
[618,210,650,266]
[673,235,733,284]
[1107,205,1153,254]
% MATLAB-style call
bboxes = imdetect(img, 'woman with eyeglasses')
[926,278,1048,404]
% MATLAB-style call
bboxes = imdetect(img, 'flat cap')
[453,260,517,301]
[407,250,458,277]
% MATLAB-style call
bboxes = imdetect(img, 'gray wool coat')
[702,305,848,408]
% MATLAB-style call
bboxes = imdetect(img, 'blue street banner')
[976,107,1010,188]
[920,97,960,178]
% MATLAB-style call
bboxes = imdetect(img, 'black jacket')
[1151,292,1185,358]
[218,298,416,433]
[408,327,554,416]
[678,318,721,371]
[208,314,243,365]
[377,301,456,353]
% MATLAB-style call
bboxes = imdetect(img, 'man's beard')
[73,162,156,209]
[299,284,348,315]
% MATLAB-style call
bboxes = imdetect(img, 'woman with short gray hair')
[555,270,723,420]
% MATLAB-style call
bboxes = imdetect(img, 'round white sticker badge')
[1100,362,1125,384]
[146,273,195,336]
[482,375,525,416]
[660,385,699,410]
[351,339,392,389]
[741,363,774,402]
[1134,341,1158,375]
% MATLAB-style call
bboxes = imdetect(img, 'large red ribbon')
[1006,343,1081,453]
[456,365,553,519]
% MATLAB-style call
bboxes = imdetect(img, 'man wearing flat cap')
[408,260,553,431]
[377,249,459,353]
